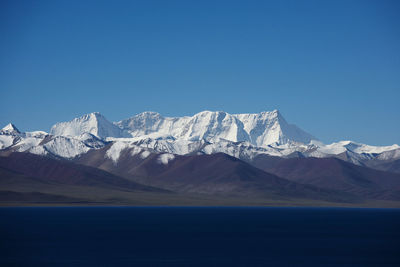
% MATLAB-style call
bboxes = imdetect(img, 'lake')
[1,207,399,266]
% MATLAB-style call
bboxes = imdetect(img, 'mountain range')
[1,110,400,207]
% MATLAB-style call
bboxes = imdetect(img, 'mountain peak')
[81,112,104,120]
[234,110,314,146]
[50,113,123,139]
[1,123,20,134]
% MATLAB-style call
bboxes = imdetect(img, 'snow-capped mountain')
[48,110,314,147]
[117,111,250,144]
[0,123,47,151]
[0,123,21,135]
[115,110,315,146]
[50,112,126,139]
[235,110,315,146]
[31,133,108,159]
[0,122,107,159]
[1,110,399,172]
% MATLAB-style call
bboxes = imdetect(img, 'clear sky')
[1,0,399,145]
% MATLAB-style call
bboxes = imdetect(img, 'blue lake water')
[0,207,399,266]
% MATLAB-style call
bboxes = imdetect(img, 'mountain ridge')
[1,110,399,174]
[2,109,400,207]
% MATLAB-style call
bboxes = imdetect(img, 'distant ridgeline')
[1,110,400,206]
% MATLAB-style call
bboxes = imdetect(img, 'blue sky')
[1,0,399,145]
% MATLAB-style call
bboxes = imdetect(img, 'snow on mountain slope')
[50,112,125,139]
[0,123,47,151]
[40,136,92,158]
[201,140,282,160]
[234,110,316,146]
[2,111,399,169]
[0,123,107,159]
[25,131,48,138]
[0,123,20,134]
[14,136,45,152]
[176,111,250,142]
[131,138,205,155]
[77,133,108,149]
[34,134,108,158]
[101,137,312,165]
[158,153,175,165]
[347,142,399,154]
[310,140,400,155]
[116,112,177,137]
[0,123,21,149]
[376,148,400,161]
[105,140,155,163]
[116,110,312,147]
[0,135,15,149]
[48,110,315,147]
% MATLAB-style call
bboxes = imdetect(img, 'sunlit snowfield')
[1,207,399,266]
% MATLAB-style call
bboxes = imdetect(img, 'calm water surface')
[0,207,399,266]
